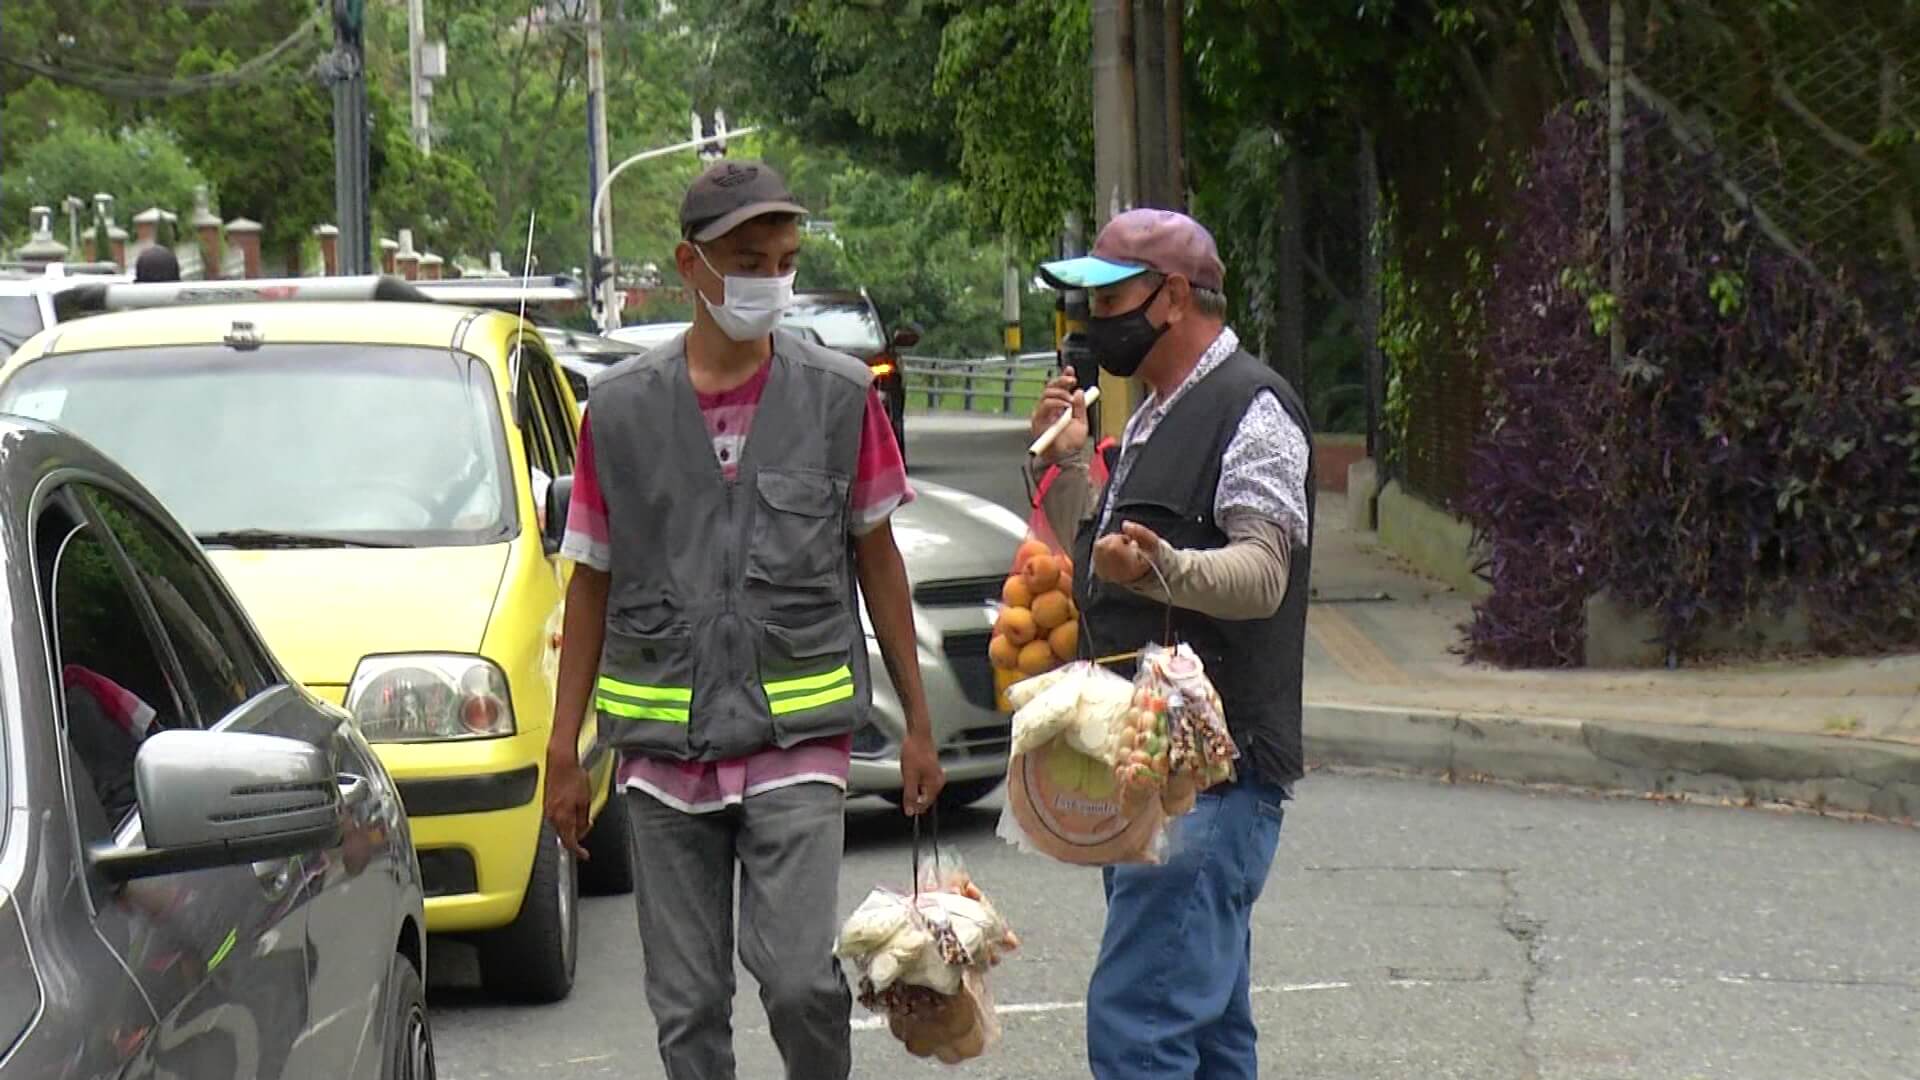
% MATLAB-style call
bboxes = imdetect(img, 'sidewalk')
[1303,492,1920,821]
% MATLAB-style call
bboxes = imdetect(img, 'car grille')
[942,631,1002,713]
[915,575,1005,609]
[940,724,1012,763]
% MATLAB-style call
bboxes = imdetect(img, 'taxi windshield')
[0,344,514,548]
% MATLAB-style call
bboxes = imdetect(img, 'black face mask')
[1085,279,1169,378]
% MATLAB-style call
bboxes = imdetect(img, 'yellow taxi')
[0,276,622,1003]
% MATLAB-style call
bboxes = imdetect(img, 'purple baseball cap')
[1039,208,1226,292]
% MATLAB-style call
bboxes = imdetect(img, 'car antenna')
[510,208,538,390]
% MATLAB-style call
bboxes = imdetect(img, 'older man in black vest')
[1030,208,1315,1080]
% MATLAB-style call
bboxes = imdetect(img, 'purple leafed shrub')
[1461,103,1920,668]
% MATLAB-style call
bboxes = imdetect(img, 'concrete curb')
[1304,703,1920,822]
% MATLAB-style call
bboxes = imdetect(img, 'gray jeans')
[624,783,853,1080]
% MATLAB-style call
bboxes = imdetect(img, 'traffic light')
[590,253,614,291]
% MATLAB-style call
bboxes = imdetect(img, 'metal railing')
[902,352,1057,414]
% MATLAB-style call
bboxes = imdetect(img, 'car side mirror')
[544,474,574,555]
[89,730,348,884]
[890,324,922,351]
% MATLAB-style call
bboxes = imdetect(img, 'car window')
[531,354,576,474]
[780,299,886,353]
[40,509,190,849]
[0,294,43,360]
[0,345,516,547]
[79,485,276,724]
[514,346,560,479]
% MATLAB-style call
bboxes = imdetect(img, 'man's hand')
[544,746,593,861]
[1031,372,1090,464]
[898,728,946,816]
[1094,521,1167,585]
[855,521,947,818]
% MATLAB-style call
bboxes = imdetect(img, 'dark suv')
[780,289,918,457]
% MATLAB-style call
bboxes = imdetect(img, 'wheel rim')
[557,835,577,971]
[403,1004,434,1080]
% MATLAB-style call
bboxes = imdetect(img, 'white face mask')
[695,245,795,342]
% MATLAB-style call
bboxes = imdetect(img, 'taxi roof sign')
[54,274,432,322]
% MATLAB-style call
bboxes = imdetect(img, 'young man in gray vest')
[543,160,946,1080]
[1030,208,1314,1079]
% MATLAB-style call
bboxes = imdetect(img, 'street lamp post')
[589,126,759,332]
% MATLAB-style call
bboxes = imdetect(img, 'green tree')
[165,42,335,270]
[0,77,112,154]
[1,122,208,245]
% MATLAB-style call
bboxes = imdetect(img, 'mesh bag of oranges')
[988,537,1082,710]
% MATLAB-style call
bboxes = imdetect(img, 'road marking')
[850,980,1353,1031]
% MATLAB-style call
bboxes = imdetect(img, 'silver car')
[852,479,1027,809]
[0,417,432,1078]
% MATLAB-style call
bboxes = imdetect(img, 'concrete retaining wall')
[1375,480,1488,597]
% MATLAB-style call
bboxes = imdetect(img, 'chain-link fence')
[1391,0,1920,509]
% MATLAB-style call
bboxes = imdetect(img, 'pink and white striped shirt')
[559,357,911,813]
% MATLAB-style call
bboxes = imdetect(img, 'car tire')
[478,823,578,1003]
[884,777,1004,812]
[383,952,436,1080]
[579,786,635,896]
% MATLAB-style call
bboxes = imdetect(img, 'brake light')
[870,361,896,378]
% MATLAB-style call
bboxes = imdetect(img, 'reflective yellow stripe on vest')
[596,675,691,724]
[765,664,855,716]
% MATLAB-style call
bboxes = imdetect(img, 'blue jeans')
[1087,775,1288,1079]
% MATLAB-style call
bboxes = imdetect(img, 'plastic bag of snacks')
[998,662,1174,865]
[835,852,1017,1065]
[1130,643,1238,816]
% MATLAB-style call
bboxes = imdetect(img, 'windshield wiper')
[196,529,407,550]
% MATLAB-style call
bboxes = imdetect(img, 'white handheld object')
[1028,385,1100,458]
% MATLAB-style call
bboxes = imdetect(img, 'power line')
[0,16,322,99]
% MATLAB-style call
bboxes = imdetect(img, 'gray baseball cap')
[679,160,809,243]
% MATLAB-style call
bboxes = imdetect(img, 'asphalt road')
[430,777,1920,1080]
[428,417,1920,1079]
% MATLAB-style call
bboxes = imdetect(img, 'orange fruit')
[1014,539,1050,572]
[1002,574,1034,610]
[1057,554,1075,584]
[1024,554,1061,593]
[998,606,1039,646]
[1017,639,1057,676]
[1048,620,1078,661]
[988,633,1020,671]
[1032,590,1074,631]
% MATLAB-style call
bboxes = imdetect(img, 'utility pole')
[1002,237,1022,359]
[407,0,428,152]
[1090,0,1138,441]
[1090,0,1138,228]
[586,0,615,326]
[1089,0,1185,438]
[1131,0,1184,210]
[327,0,372,275]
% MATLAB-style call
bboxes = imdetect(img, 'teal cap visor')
[1037,255,1150,290]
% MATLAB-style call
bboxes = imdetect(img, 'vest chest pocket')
[747,468,850,591]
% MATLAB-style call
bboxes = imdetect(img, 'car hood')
[892,480,1029,585]
[207,545,512,687]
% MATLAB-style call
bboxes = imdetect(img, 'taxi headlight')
[347,655,515,742]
